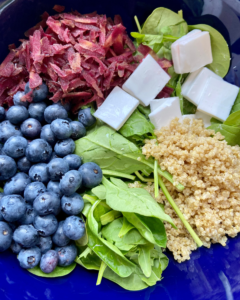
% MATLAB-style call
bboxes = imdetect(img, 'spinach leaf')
[0,187,3,193]
[188,24,230,78]
[208,123,240,146]
[137,105,151,119]
[210,117,222,125]
[75,247,101,270]
[110,177,128,189]
[91,185,106,200]
[231,89,240,114]
[224,110,240,127]
[118,217,135,238]
[138,244,154,277]
[28,263,76,277]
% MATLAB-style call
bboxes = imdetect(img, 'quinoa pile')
[137,117,240,262]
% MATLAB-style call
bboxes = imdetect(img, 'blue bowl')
[0,0,240,299]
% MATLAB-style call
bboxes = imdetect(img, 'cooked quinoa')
[135,117,240,262]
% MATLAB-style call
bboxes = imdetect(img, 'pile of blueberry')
[0,82,102,274]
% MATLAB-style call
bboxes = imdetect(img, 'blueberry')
[55,243,77,266]
[0,107,5,121]
[3,136,28,158]
[24,182,46,204]
[21,118,42,139]
[26,139,52,163]
[28,102,47,122]
[63,216,85,240]
[78,162,102,189]
[44,104,68,124]
[33,191,60,216]
[8,222,18,231]
[0,195,26,222]
[63,154,81,170]
[47,181,62,198]
[34,214,58,237]
[78,108,96,127]
[0,155,17,181]
[70,121,86,140]
[37,236,53,254]
[17,156,32,173]
[0,120,22,143]
[54,139,75,157]
[18,205,37,225]
[47,158,69,181]
[49,152,60,161]
[4,172,31,195]
[13,225,39,248]
[61,193,84,216]
[25,82,48,103]
[13,91,28,107]
[59,170,82,196]
[59,101,71,112]
[18,247,41,269]
[40,250,58,273]
[40,124,56,147]
[0,193,4,201]
[0,221,12,252]
[51,119,72,140]
[6,106,29,125]
[52,221,70,247]
[10,241,22,254]
[29,163,49,183]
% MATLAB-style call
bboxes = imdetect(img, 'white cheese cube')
[94,86,139,130]
[150,98,168,112]
[122,54,170,106]
[195,111,212,127]
[182,67,223,106]
[149,97,182,130]
[197,77,239,121]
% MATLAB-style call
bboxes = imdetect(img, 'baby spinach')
[75,247,101,271]
[91,185,106,200]
[188,24,230,78]
[231,89,240,114]
[28,263,76,278]
[224,110,240,127]
[138,244,154,277]
[118,217,135,238]
[208,123,240,146]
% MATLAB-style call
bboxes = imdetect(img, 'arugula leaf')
[188,24,230,78]
[28,263,76,277]
[138,244,154,277]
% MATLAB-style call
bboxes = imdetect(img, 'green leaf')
[27,263,76,277]
[75,247,101,270]
[0,187,3,193]
[137,105,151,119]
[110,177,128,189]
[224,110,240,127]
[138,244,154,277]
[188,24,230,78]
[118,217,135,238]
[231,89,240,113]
[100,210,122,226]
[210,117,222,125]
[208,124,240,146]
[91,185,106,200]
[182,99,197,115]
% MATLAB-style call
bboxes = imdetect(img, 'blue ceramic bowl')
[1,0,240,299]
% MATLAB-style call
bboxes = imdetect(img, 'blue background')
[1,0,240,299]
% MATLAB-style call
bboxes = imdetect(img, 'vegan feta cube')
[149,97,182,130]
[94,86,139,130]
[182,67,223,106]
[122,54,170,106]
[150,98,168,112]
[197,77,239,122]
[171,31,213,74]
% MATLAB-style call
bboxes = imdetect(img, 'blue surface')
[1,0,240,299]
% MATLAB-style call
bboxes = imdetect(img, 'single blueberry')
[26,139,52,163]
[52,221,70,247]
[24,182,46,204]
[40,250,58,273]
[13,225,39,248]
[44,104,68,124]
[28,102,47,122]
[0,155,17,181]
[0,221,12,252]
[0,120,22,143]
[63,216,85,240]
[54,138,75,157]
[0,195,26,222]
[10,241,22,254]
[17,156,32,173]
[47,158,69,181]
[18,205,37,225]
[59,170,82,196]
[13,91,28,107]
[37,236,53,254]
[70,121,86,140]
[18,247,41,269]
[78,108,96,127]
[47,181,62,198]
[25,82,48,103]
[79,162,103,189]
[55,243,77,266]
[51,119,72,140]
[40,125,56,147]
[21,118,42,139]
[6,106,29,125]
[61,193,84,216]
[3,136,28,158]
[4,172,31,195]
[33,191,60,216]
[0,107,5,121]
[63,154,82,170]
[29,163,49,184]
[34,214,58,237]
[59,101,71,112]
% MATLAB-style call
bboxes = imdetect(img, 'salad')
[0,4,240,292]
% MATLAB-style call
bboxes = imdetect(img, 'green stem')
[134,15,141,33]
[142,169,151,177]
[102,170,136,180]
[82,194,98,205]
[100,210,122,226]
[163,35,179,41]
[158,175,203,247]
[154,161,159,198]
[96,261,107,285]
[135,171,154,182]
